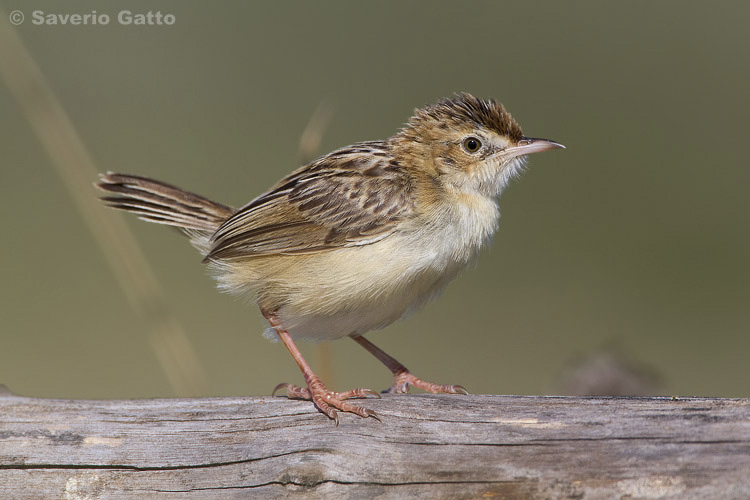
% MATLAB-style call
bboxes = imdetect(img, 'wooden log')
[1,389,748,499]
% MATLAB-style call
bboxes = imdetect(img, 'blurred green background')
[0,0,748,400]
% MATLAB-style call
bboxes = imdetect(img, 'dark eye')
[462,136,482,153]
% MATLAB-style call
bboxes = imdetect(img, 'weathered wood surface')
[1,390,748,499]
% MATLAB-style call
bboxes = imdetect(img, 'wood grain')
[1,390,748,499]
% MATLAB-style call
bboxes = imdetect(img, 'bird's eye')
[462,136,482,153]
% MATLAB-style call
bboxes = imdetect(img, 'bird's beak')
[505,137,565,157]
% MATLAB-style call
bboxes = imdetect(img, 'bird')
[96,93,564,423]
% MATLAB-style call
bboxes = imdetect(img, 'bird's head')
[393,93,564,197]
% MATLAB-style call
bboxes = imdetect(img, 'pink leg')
[264,310,380,423]
[350,334,468,395]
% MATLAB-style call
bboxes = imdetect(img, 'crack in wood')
[0,449,333,471]
[150,478,527,493]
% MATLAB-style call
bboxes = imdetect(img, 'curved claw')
[452,385,469,395]
[366,409,382,423]
[366,389,383,399]
[272,383,311,399]
[271,382,289,396]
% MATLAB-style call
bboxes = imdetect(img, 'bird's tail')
[96,172,234,254]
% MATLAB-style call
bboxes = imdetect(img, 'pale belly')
[214,195,500,341]
[271,238,468,340]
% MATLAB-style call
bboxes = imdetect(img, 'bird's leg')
[350,334,468,395]
[263,310,380,423]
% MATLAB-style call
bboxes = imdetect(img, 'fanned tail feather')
[96,172,235,254]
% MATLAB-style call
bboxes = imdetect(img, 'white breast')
[270,192,501,341]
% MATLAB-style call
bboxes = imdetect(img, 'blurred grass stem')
[0,11,208,396]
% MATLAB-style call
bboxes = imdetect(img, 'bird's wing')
[205,142,414,260]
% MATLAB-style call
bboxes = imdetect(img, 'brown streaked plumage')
[97,93,564,423]
[207,141,414,260]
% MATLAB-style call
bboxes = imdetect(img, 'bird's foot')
[386,370,468,395]
[273,377,381,424]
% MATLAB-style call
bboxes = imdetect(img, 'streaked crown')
[401,93,524,143]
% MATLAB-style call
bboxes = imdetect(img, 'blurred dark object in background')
[556,349,663,396]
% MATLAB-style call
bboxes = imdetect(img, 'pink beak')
[506,137,565,157]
